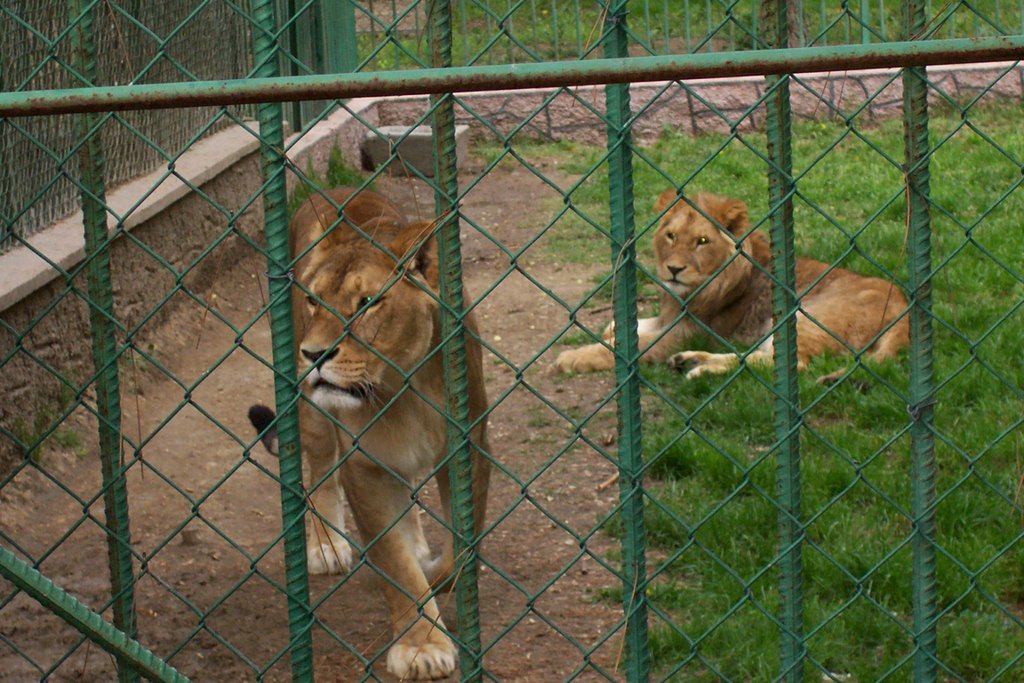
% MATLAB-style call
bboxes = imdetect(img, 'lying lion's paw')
[306,538,353,575]
[554,346,611,374]
[668,351,734,379]
[386,637,457,680]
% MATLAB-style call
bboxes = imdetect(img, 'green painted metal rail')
[0,37,1021,117]
[0,546,189,683]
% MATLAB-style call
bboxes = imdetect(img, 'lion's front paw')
[554,344,614,374]
[386,634,457,680]
[306,537,353,575]
[668,351,736,379]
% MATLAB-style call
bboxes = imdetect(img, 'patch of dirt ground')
[0,160,642,681]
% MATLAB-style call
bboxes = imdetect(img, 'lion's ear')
[704,194,750,235]
[391,221,439,289]
[653,188,679,214]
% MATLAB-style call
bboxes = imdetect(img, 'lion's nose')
[301,346,339,368]
[667,265,686,278]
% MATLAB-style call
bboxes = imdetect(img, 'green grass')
[288,146,371,216]
[353,1,1024,70]
[531,104,1024,680]
[10,380,82,464]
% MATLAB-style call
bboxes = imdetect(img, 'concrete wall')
[0,133,264,473]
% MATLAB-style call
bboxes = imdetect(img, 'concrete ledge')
[362,124,470,176]
[0,98,384,315]
[282,97,383,193]
[0,125,261,313]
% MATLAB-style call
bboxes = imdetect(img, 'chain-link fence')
[0,1,255,251]
[1,1,1023,681]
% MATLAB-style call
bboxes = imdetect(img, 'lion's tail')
[247,404,279,456]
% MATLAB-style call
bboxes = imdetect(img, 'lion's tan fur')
[555,190,909,377]
[288,187,490,680]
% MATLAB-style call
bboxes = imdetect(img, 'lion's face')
[651,191,750,297]
[295,221,438,414]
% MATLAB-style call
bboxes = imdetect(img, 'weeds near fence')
[287,146,371,215]
[355,1,1024,71]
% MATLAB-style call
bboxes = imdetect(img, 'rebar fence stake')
[602,2,651,680]
[765,2,804,681]
[68,2,138,682]
[904,1,939,681]
[429,0,484,679]
[251,0,316,680]
[0,547,190,683]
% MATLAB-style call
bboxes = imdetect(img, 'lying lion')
[248,187,490,680]
[555,189,909,378]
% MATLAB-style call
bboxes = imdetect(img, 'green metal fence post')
[861,0,872,43]
[322,0,358,73]
[428,0,484,679]
[278,0,304,128]
[765,1,804,681]
[251,0,315,680]
[601,2,650,680]
[904,0,938,680]
[68,3,138,682]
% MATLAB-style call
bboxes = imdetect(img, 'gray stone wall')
[0,154,265,474]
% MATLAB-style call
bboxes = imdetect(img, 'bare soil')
[0,159,636,681]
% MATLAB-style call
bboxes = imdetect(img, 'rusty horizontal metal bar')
[1,36,1022,117]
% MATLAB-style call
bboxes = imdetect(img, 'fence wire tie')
[606,8,629,25]
[264,268,295,282]
[907,397,937,421]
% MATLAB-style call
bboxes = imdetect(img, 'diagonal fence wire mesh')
[1,0,1023,681]
[0,1,255,251]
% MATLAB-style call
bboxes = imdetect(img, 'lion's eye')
[361,296,376,309]
[666,232,676,242]
[306,294,318,308]
[696,235,709,246]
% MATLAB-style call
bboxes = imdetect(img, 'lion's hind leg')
[554,342,616,373]
[419,464,456,592]
[424,442,492,592]
[251,402,354,575]
[865,312,910,364]
[302,404,354,575]
[669,350,739,378]
[306,483,354,575]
